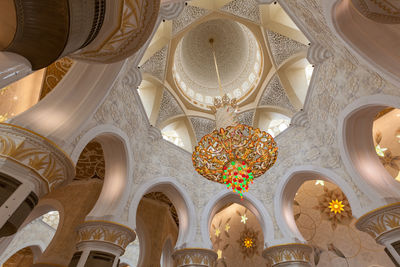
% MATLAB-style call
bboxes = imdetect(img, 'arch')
[0,243,44,266]
[129,177,197,248]
[321,0,400,86]
[274,165,364,241]
[338,94,400,201]
[201,190,274,248]
[8,61,126,146]
[71,124,133,223]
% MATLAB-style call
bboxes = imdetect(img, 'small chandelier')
[192,39,278,199]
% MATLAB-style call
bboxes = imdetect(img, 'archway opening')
[373,108,400,182]
[135,192,179,267]
[210,203,265,266]
[293,180,394,266]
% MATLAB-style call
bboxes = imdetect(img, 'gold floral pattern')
[263,244,312,266]
[237,227,259,259]
[40,57,74,99]
[172,248,217,267]
[0,123,74,191]
[77,221,136,250]
[75,141,105,180]
[313,186,352,230]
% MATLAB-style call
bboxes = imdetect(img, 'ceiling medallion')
[192,39,278,199]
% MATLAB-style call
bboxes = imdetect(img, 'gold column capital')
[356,202,400,241]
[76,221,136,252]
[172,248,218,267]
[0,123,75,192]
[262,243,312,266]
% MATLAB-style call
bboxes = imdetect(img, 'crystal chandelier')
[192,39,278,199]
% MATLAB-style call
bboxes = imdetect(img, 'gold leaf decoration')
[40,57,74,99]
[75,141,105,180]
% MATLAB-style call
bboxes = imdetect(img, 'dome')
[173,19,262,107]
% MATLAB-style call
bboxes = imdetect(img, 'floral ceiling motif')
[189,117,216,142]
[293,181,392,267]
[155,89,184,127]
[172,5,209,36]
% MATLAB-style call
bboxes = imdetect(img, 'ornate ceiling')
[138,0,312,151]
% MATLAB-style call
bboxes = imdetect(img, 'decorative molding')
[148,126,162,141]
[262,243,312,266]
[266,30,308,66]
[0,123,75,192]
[356,202,400,241]
[172,248,218,267]
[290,111,309,127]
[122,66,143,89]
[160,1,185,20]
[77,221,136,252]
[220,0,261,23]
[140,45,168,81]
[307,43,332,65]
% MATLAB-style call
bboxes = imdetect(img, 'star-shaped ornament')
[241,214,248,224]
[225,223,230,232]
[215,228,221,237]
[217,249,222,259]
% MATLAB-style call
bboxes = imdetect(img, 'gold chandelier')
[192,39,278,199]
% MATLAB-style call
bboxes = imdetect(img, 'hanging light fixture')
[192,38,278,199]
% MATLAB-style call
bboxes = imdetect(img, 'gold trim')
[264,243,312,251]
[0,122,75,167]
[355,202,400,224]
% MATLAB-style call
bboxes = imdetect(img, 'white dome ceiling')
[173,18,262,106]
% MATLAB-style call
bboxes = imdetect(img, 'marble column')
[68,221,136,267]
[356,202,400,265]
[262,243,313,267]
[0,123,74,237]
[172,248,218,267]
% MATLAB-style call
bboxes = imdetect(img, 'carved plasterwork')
[189,117,216,142]
[0,123,74,192]
[172,248,218,267]
[259,75,296,113]
[77,221,136,251]
[220,0,261,23]
[356,203,400,240]
[156,89,184,127]
[351,0,400,24]
[140,45,169,81]
[262,243,312,266]
[40,57,74,99]
[266,30,308,66]
[75,141,105,180]
[71,0,160,63]
[237,110,255,126]
[172,5,209,36]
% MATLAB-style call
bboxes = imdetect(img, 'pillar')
[172,248,217,267]
[68,221,136,267]
[0,123,74,237]
[356,202,400,265]
[262,243,313,267]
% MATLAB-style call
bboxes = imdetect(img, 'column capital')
[0,123,74,195]
[76,221,136,255]
[356,202,400,243]
[262,243,312,266]
[172,248,218,267]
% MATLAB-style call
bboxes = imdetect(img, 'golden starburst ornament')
[329,199,345,214]
[243,237,253,248]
